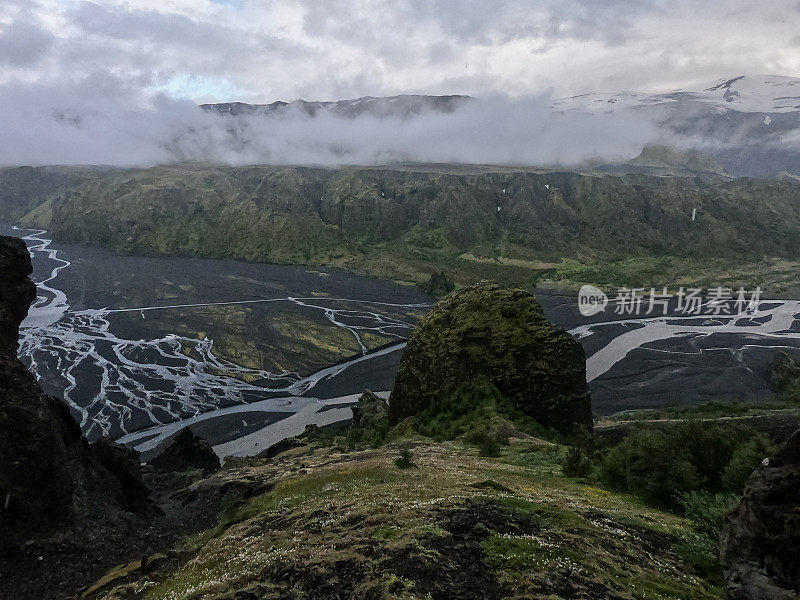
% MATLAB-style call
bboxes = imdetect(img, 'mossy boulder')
[388,284,591,433]
[351,390,389,430]
[420,270,455,297]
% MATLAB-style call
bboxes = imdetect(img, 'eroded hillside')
[5,164,800,291]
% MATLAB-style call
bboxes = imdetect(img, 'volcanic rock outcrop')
[721,429,800,600]
[388,284,591,433]
[0,235,148,556]
[149,427,221,473]
[0,236,36,358]
[421,270,455,297]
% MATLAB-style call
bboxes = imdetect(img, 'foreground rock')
[721,429,800,600]
[0,235,148,545]
[148,427,221,473]
[389,283,591,433]
[0,235,156,598]
[0,236,37,357]
[0,235,271,600]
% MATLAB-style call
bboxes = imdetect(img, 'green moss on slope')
[88,439,722,600]
[9,164,800,292]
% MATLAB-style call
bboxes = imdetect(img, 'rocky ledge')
[721,430,800,600]
[0,235,157,597]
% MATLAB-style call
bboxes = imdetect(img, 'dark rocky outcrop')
[388,284,591,433]
[0,234,152,598]
[0,234,146,541]
[148,427,220,473]
[351,390,389,429]
[721,429,800,600]
[91,436,152,513]
[0,236,36,358]
[421,270,455,297]
[770,351,800,392]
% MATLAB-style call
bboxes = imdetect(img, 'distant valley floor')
[5,226,800,457]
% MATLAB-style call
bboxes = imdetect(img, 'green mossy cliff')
[6,164,800,288]
[388,284,591,433]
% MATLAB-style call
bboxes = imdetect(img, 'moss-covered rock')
[420,270,455,296]
[351,390,389,430]
[388,283,591,433]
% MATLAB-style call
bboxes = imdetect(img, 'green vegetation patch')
[484,532,587,573]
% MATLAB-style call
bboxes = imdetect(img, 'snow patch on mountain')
[553,75,800,115]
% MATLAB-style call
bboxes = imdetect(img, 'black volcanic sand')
[7,226,800,446]
[9,230,433,437]
[48,242,430,376]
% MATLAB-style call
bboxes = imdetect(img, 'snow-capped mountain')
[201,78,800,177]
[553,75,800,115]
[554,75,800,177]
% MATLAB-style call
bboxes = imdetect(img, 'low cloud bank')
[0,74,660,168]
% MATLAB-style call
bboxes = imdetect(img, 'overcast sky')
[1,1,799,167]
[2,0,800,103]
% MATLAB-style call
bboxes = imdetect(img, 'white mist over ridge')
[5,73,800,174]
[0,75,657,168]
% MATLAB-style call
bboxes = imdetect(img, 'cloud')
[0,17,54,67]
[0,0,799,168]
[4,0,800,103]
[0,72,660,167]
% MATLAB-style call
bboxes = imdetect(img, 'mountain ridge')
[201,94,472,119]
[196,76,800,177]
[6,163,800,294]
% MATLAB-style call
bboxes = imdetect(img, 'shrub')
[395,446,417,469]
[562,446,593,478]
[676,490,736,582]
[780,379,800,403]
[464,430,503,456]
[598,421,767,507]
[678,490,735,540]
[721,434,774,493]
[415,380,552,443]
[478,435,503,457]
[346,422,389,449]
[599,427,698,505]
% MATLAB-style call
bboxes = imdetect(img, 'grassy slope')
[90,438,721,600]
[7,164,800,293]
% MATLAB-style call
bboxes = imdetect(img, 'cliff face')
[6,164,800,269]
[0,233,84,536]
[0,234,149,598]
[0,236,36,357]
[721,430,800,600]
